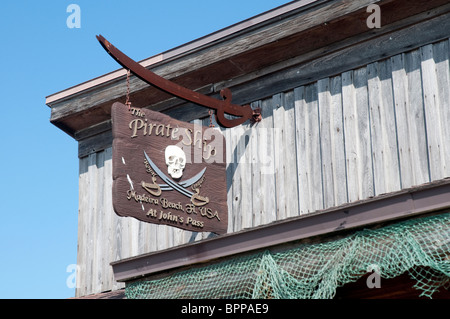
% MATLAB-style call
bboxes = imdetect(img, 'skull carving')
[165,145,186,179]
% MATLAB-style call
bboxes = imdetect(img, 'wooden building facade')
[46,0,450,298]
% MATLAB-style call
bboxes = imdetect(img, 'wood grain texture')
[111,103,228,235]
[75,38,450,297]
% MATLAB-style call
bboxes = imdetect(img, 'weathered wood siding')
[75,38,450,297]
[226,38,449,224]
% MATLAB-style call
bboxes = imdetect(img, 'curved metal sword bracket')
[96,34,261,128]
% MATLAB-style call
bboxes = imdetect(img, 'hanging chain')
[125,69,131,110]
[208,109,215,128]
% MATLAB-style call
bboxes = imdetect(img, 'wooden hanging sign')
[111,102,228,235]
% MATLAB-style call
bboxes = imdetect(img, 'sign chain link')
[125,69,131,111]
[208,109,215,128]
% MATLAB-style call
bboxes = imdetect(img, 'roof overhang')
[46,0,450,139]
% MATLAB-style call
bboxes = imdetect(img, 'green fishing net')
[125,212,450,299]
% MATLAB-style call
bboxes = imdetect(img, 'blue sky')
[0,0,289,299]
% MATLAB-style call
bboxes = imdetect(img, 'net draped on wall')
[125,212,450,299]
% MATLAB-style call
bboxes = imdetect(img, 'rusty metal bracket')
[96,35,261,128]
[252,107,262,124]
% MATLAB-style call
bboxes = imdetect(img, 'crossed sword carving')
[142,151,209,206]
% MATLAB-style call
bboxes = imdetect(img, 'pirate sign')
[111,102,228,235]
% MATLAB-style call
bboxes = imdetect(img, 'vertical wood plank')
[379,60,402,193]
[259,97,277,224]
[367,62,385,194]
[319,77,348,209]
[367,61,401,195]
[108,148,125,291]
[295,83,323,214]
[142,222,153,256]
[173,225,189,247]
[242,124,254,229]
[342,68,374,202]
[342,71,357,203]
[308,83,324,212]
[405,49,431,185]
[318,78,334,209]
[231,125,243,231]
[283,90,300,217]
[111,196,125,292]
[433,39,450,177]
[355,67,375,200]
[102,148,113,292]
[329,76,348,206]
[227,124,237,233]
[225,126,234,233]
[155,224,165,251]
[94,150,105,293]
[120,219,131,261]
[295,86,309,215]
[421,44,446,181]
[76,156,89,297]
[131,217,140,257]
[148,224,158,252]
[250,101,262,226]
[392,52,431,188]
[232,123,254,230]
[136,201,148,256]
[87,153,98,295]
[391,54,413,189]
[167,224,174,249]
[273,93,287,220]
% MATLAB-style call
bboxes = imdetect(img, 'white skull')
[165,145,186,179]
